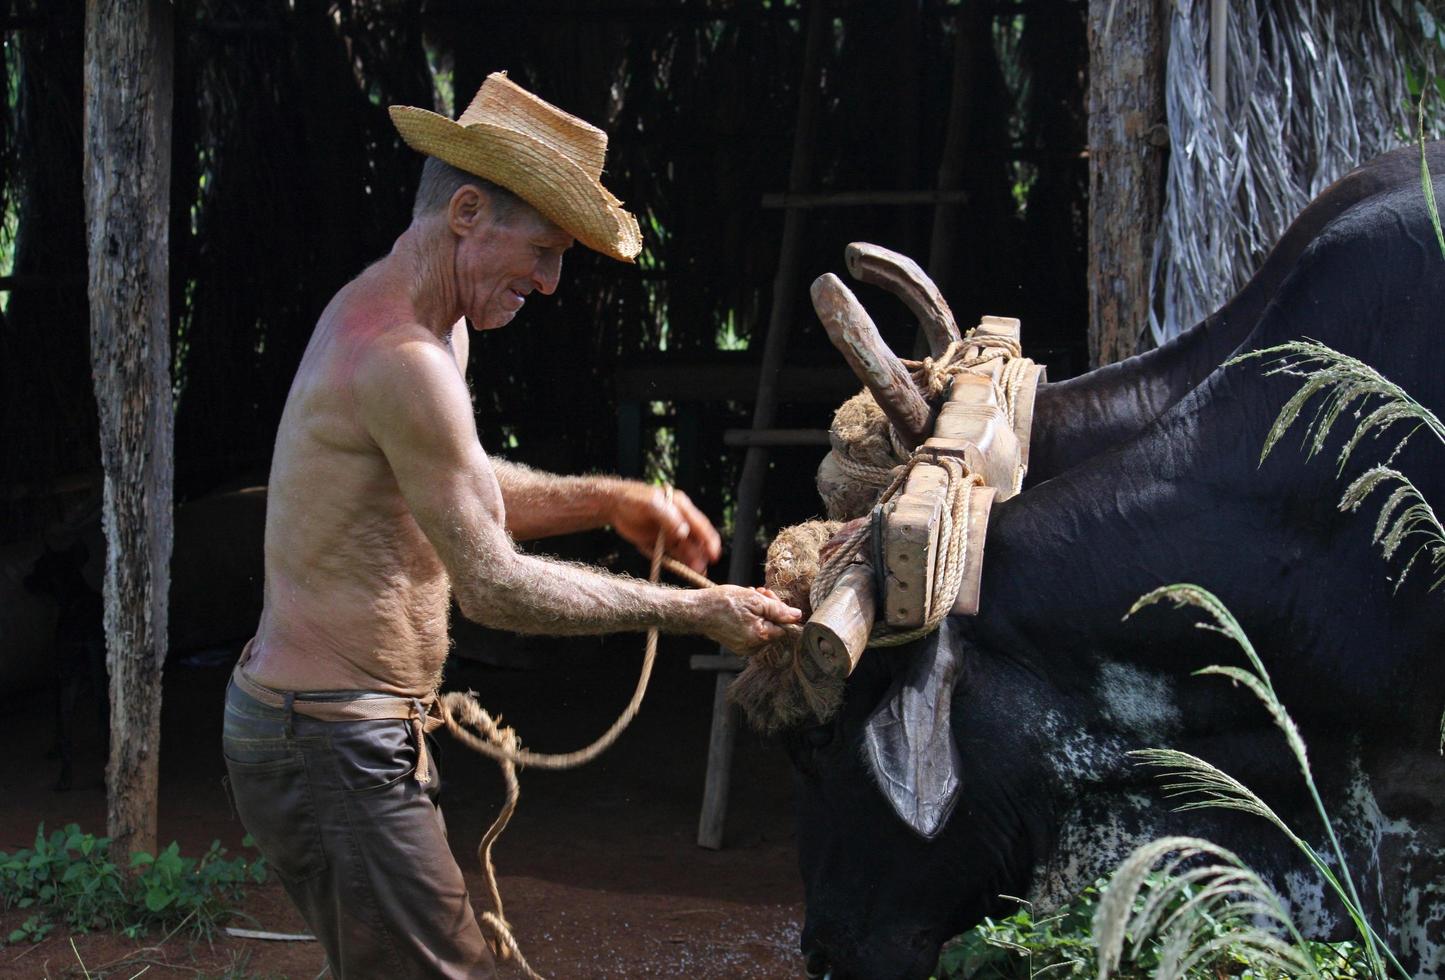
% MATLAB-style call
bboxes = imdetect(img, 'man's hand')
[608,483,722,573]
[691,585,801,655]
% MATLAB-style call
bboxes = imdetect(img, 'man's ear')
[447,184,488,238]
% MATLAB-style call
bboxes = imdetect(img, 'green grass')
[935,877,1369,978]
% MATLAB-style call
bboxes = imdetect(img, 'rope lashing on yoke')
[811,453,985,649]
[820,330,1030,508]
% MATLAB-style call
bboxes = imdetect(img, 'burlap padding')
[728,520,844,734]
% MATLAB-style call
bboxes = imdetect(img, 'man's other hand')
[609,483,722,573]
[694,585,801,655]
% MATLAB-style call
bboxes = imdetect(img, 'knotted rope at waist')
[230,651,447,784]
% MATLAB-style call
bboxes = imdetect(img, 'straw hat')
[389,72,642,262]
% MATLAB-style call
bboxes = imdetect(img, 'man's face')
[455,203,574,331]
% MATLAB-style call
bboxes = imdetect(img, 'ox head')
[782,614,1235,980]
[784,618,1076,980]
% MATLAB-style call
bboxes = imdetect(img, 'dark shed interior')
[0,0,1088,574]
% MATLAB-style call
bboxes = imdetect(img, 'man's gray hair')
[412,156,526,222]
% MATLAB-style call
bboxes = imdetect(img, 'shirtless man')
[222,74,800,979]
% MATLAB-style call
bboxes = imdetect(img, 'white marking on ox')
[1095,662,1182,741]
[1332,753,1445,977]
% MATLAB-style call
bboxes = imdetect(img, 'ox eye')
[803,724,834,749]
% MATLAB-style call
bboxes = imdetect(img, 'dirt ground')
[0,634,806,978]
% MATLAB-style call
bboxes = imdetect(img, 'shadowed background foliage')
[0,0,1089,566]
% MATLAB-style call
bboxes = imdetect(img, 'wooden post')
[84,0,174,859]
[921,3,976,351]
[698,0,829,851]
[812,273,932,449]
[1086,0,1167,367]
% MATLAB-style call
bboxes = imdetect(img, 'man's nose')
[533,253,562,295]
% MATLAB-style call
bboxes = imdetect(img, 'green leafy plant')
[0,824,266,945]
[937,886,1101,978]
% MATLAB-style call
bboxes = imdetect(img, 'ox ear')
[862,617,964,840]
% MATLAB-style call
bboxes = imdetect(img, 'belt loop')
[411,698,431,784]
[283,692,295,738]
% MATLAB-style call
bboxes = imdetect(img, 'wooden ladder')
[692,0,974,849]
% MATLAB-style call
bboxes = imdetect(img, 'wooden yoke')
[804,562,875,680]
[806,251,1046,676]
[811,273,932,451]
[844,242,962,357]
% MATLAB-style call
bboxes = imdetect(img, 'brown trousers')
[222,678,496,979]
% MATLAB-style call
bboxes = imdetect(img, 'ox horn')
[844,242,962,357]
[811,273,932,451]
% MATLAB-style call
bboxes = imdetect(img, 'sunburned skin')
[245,184,801,696]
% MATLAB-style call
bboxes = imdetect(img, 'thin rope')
[439,489,716,978]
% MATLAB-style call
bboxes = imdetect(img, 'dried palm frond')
[1093,836,1318,979]
[1151,0,1445,345]
[1127,584,1408,978]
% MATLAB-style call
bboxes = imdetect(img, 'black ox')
[787,143,1445,978]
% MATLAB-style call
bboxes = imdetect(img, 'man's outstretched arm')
[355,331,797,652]
[449,318,719,571]
[493,460,721,572]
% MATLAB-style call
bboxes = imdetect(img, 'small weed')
[0,824,266,946]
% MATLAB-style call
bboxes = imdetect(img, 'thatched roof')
[1150,0,1445,344]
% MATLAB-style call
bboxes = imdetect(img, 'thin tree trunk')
[1086,0,1167,367]
[83,0,174,859]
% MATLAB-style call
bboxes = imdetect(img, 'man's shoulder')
[351,322,462,399]
[349,321,472,449]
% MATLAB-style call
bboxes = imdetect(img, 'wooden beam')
[923,2,977,352]
[614,361,857,403]
[721,428,830,448]
[84,0,175,860]
[761,189,970,210]
[803,563,876,680]
[0,274,87,291]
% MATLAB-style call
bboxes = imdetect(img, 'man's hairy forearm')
[493,459,622,541]
[456,546,700,637]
